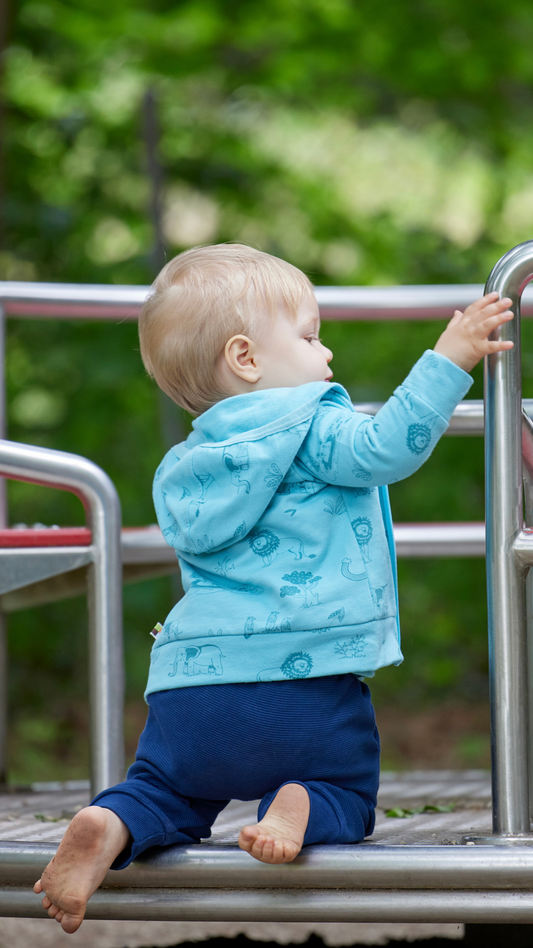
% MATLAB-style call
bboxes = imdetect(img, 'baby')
[34,244,513,933]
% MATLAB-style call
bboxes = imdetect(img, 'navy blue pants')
[92,673,380,868]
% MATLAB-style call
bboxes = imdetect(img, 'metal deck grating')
[0,771,492,847]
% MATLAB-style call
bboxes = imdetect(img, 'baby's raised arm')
[433,292,514,372]
[299,294,514,489]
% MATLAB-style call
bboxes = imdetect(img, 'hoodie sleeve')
[298,350,473,488]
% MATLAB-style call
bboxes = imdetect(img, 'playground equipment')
[466,241,533,844]
[2,242,533,921]
[0,442,124,796]
[0,280,503,793]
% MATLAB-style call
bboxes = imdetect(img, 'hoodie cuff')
[399,349,474,421]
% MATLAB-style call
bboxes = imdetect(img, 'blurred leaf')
[385,803,456,818]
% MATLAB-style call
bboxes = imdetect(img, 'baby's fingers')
[482,309,514,333]
[485,297,513,317]
[486,338,514,353]
[465,290,498,312]
[465,291,501,314]
[465,295,512,321]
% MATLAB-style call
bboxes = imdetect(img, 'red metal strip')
[0,527,92,547]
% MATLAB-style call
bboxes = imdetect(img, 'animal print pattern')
[147,348,472,692]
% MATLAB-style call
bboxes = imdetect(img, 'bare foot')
[33,805,130,934]
[238,783,310,864]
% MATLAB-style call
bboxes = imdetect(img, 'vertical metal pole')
[522,410,533,818]
[0,611,6,788]
[477,242,533,840]
[86,477,125,797]
[0,305,7,528]
[0,303,7,785]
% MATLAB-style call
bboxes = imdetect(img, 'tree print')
[280,570,323,608]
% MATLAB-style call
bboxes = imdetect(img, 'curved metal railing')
[468,240,533,841]
[0,441,124,796]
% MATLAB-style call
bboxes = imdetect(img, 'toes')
[238,825,259,853]
[240,825,301,865]
[250,832,266,855]
[262,837,276,861]
[264,837,286,864]
[47,903,60,918]
[41,895,51,909]
[251,834,275,862]
[61,914,83,934]
[33,879,43,894]
[273,839,285,863]
[239,824,258,843]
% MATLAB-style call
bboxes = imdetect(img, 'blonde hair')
[139,243,315,415]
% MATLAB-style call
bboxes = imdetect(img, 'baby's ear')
[224,335,261,383]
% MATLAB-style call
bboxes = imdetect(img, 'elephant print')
[248,529,316,567]
[168,644,224,678]
[223,445,250,493]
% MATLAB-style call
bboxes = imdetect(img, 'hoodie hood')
[153,381,350,557]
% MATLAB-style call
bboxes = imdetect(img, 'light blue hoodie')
[146,350,472,695]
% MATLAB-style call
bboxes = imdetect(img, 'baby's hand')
[433,292,514,373]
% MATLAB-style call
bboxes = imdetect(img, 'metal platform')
[3,770,533,925]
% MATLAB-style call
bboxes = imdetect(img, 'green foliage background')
[4,0,533,779]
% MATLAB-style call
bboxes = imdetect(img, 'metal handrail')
[460,240,533,843]
[0,440,124,796]
[3,838,533,889]
[3,279,533,321]
[5,884,533,923]
[358,398,533,436]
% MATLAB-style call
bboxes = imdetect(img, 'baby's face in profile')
[253,295,334,390]
[220,293,334,396]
